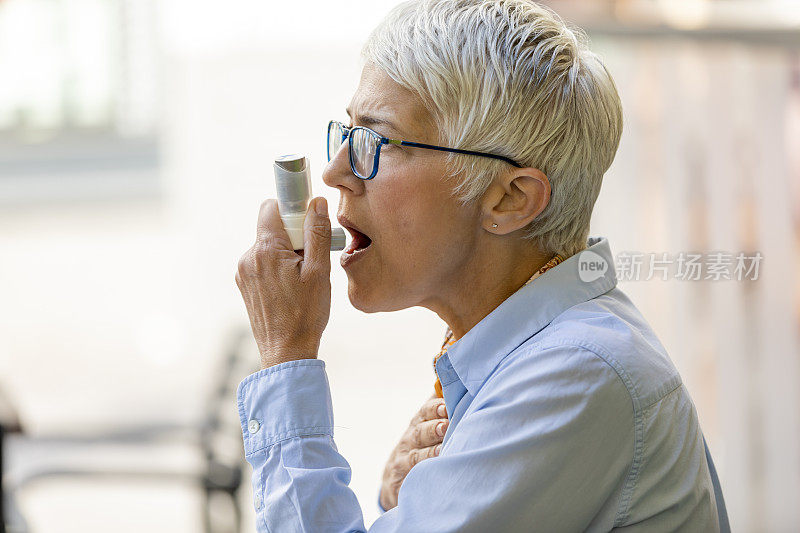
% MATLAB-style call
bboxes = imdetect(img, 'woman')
[234,0,728,530]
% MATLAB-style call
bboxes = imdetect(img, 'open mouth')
[343,225,373,254]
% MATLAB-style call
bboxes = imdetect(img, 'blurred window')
[0,0,160,203]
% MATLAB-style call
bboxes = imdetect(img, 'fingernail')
[436,422,446,436]
[316,197,328,216]
[435,444,441,455]
[437,404,447,417]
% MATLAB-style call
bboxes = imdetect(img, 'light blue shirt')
[236,236,729,532]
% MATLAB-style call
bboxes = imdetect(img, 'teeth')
[344,237,359,255]
[340,222,373,255]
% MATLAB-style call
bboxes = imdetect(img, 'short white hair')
[362,0,623,257]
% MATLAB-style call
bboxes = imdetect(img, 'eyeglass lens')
[328,122,343,162]
[327,122,380,179]
[351,128,378,178]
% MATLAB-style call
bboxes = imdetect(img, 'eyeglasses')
[327,120,522,180]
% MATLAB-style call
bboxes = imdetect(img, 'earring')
[491,223,498,228]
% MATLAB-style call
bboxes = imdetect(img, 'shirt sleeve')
[238,344,635,532]
[237,359,365,532]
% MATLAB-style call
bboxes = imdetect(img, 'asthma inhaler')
[273,154,346,251]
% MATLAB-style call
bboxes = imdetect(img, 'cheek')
[374,182,441,243]
[372,179,470,263]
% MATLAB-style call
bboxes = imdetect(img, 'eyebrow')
[345,108,402,137]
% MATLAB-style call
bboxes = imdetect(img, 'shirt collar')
[442,236,618,396]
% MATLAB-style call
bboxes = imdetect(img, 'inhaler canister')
[273,154,346,251]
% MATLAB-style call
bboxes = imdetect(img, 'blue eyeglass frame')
[327,120,523,180]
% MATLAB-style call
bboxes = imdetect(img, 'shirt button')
[248,419,260,434]
[254,492,262,510]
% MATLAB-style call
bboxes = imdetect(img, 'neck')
[422,240,552,340]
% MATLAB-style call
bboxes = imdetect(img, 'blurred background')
[0,0,798,531]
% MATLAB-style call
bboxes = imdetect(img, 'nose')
[322,138,365,196]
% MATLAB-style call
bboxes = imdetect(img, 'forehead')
[346,62,435,141]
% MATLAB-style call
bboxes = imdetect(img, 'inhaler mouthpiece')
[273,154,346,251]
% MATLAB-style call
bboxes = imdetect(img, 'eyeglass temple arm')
[384,138,523,168]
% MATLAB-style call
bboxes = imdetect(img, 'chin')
[346,283,387,313]
[346,278,412,313]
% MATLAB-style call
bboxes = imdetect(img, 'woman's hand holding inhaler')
[235,154,345,369]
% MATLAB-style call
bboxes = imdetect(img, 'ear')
[480,167,551,234]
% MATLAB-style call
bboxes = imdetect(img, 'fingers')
[409,418,449,449]
[382,441,442,511]
[412,397,448,425]
[381,394,449,508]
[255,199,295,254]
[301,197,331,277]
[408,443,442,468]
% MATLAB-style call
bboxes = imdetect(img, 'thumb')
[302,197,332,274]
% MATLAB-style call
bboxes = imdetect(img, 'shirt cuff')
[236,358,334,458]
